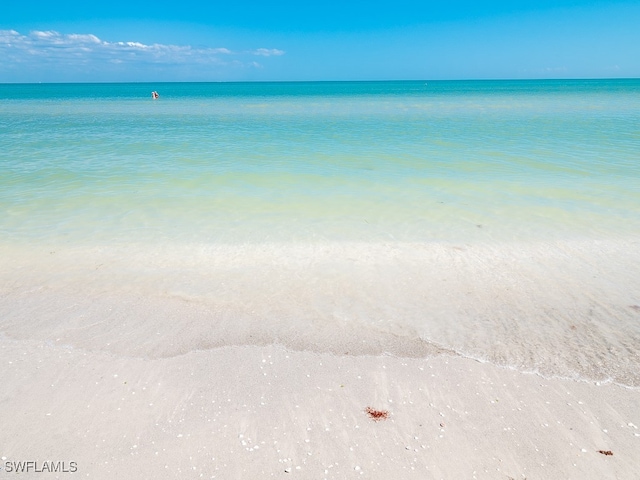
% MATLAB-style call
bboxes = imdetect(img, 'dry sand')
[1,338,639,479]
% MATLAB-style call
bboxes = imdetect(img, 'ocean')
[1,80,639,386]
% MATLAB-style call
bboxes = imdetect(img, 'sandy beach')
[1,340,639,479]
[1,239,639,479]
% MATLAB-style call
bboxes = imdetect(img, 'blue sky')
[1,0,639,82]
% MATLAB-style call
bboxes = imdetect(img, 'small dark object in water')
[365,407,389,421]
[597,450,613,456]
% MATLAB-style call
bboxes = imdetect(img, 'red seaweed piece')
[365,407,389,421]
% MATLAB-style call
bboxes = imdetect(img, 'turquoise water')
[2,80,640,386]
[2,80,639,244]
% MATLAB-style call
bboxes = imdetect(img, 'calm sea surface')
[1,80,639,244]
[1,80,640,386]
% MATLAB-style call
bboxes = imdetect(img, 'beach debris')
[630,305,640,312]
[365,407,389,421]
[440,422,445,428]
[597,450,613,456]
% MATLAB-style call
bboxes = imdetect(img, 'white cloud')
[251,48,285,57]
[30,30,58,39]
[0,29,284,77]
[67,34,102,44]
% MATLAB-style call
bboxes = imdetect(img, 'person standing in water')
[151,91,159,99]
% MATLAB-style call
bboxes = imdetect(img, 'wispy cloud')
[0,29,285,80]
[251,48,285,57]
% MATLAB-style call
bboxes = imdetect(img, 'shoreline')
[2,237,639,477]
[2,237,639,386]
